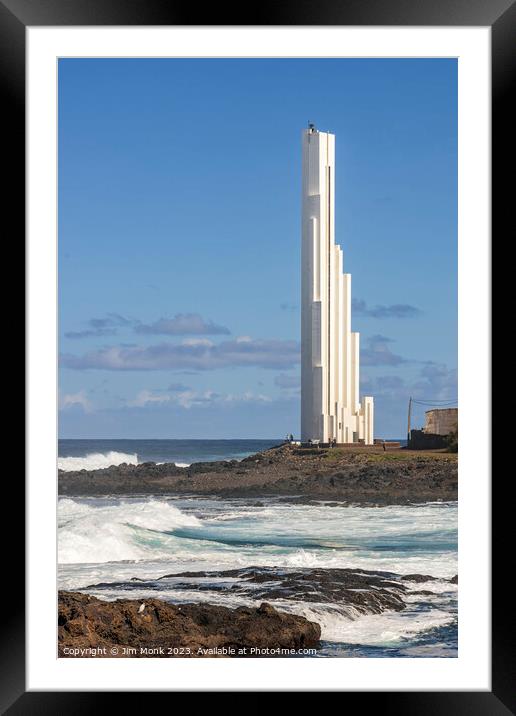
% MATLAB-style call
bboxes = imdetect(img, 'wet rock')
[87,566,424,618]
[58,591,321,658]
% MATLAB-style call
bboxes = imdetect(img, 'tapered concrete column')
[351,332,360,415]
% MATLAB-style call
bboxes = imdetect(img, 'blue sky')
[58,58,457,439]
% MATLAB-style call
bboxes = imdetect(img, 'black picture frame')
[6,0,509,709]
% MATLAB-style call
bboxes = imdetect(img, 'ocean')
[58,438,282,471]
[58,439,457,658]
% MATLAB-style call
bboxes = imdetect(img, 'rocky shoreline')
[58,590,321,658]
[59,566,458,658]
[85,565,455,615]
[58,443,458,504]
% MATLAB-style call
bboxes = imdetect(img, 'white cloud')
[127,388,273,410]
[134,313,230,336]
[181,338,214,347]
[129,390,171,407]
[59,390,93,413]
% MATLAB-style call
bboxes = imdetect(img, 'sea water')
[58,438,281,471]
[58,439,457,658]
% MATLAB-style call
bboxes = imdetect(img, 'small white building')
[301,125,374,444]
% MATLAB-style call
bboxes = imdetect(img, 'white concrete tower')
[301,124,374,444]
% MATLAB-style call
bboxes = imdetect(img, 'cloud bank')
[361,363,457,402]
[353,299,422,319]
[64,314,134,339]
[134,313,230,336]
[129,388,272,410]
[65,312,230,339]
[361,335,407,366]
[61,337,301,372]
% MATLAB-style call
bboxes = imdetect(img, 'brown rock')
[58,591,321,658]
[58,443,458,504]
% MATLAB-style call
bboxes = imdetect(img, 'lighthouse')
[301,125,374,444]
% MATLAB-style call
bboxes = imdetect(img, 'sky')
[58,58,457,440]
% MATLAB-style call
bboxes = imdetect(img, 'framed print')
[4,0,512,707]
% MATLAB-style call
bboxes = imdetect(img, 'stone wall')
[423,408,458,436]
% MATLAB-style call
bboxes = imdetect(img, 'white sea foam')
[58,498,200,564]
[60,579,454,649]
[404,580,457,596]
[57,496,457,652]
[284,603,455,645]
[58,451,138,471]
[58,497,457,577]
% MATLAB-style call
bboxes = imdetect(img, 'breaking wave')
[58,451,138,472]
[58,498,200,563]
[58,497,457,577]
[58,496,457,655]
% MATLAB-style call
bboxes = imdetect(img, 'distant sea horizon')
[58,438,283,471]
